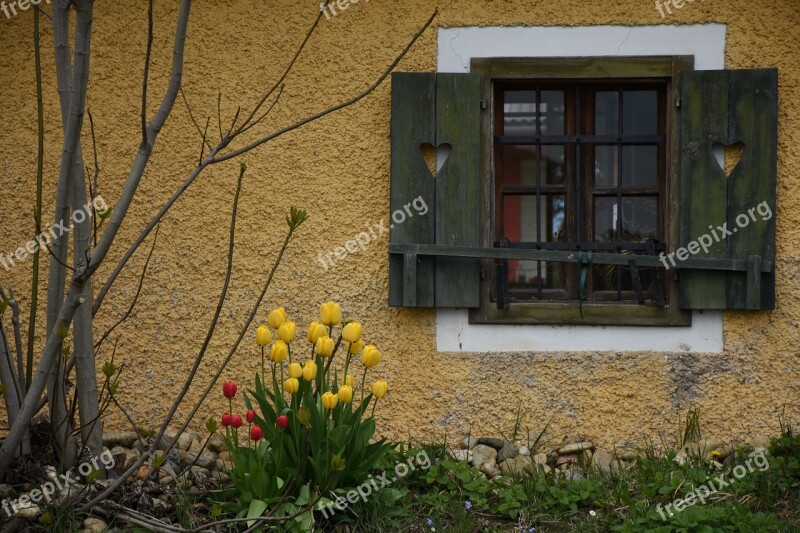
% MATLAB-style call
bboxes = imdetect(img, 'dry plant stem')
[27,4,45,390]
[92,504,184,533]
[0,324,29,456]
[92,7,437,316]
[0,0,192,479]
[7,289,25,396]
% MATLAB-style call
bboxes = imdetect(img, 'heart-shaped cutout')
[712,142,745,178]
[419,143,452,177]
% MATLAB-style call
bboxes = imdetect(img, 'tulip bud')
[277,321,296,343]
[222,381,238,399]
[276,414,289,429]
[297,406,311,426]
[338,385,353,404]
[231,415,243,428]
[315,336,335,358]
[371,380,388,399]
[256,324,271,347]
[221,413,232,427]
[343,374,354,387]
[348,339,364,355]
[319,301,342,326]
[268,308,287,329]
[206,418,219,434]
[270,340,288,363]
[302,360,317,381]
[331,453,346,472]
[288,362,303,379]
[246,409,256,423]
[342,322,362,343]
[307,321,327,343]
[284,377,300,394]
[250,425,263,441]
[361,345,381,368]
[322,391,338,410]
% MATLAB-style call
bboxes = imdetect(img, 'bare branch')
[141,0,154,143]
[180,86,213,152]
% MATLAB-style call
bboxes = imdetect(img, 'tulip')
[288,362,303,379]
[361,345,381,368]
[222,381,237,399]
[297,406,311,426]
[284,377,300,394]
[277,321,296,343]
[276,414,289,429]
[221,413,232,427]
[231,415,243,428]
[246,409,256,423]
[315,335,335,358]
[268,308,287,329]
[270,340,288,363]
[256,325,271,347]
[302,360,317,381]
[320,301,342,326]
[322,391,338,410]
[343,374,354,387]
[338,385,353,403]
[342,322,362,343]
[250,425,263,441]
[307,321,327,343]
[371,380,388,399]
[348,339,364,355]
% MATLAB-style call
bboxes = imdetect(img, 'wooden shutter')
[679,69,778,310]
[389,73,481,308]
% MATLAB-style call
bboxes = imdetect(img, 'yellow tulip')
[319,301,342,326]
[316,335,335,358]
[361,345,381,368]
[307,321,327,344]
[277,321,296,343]
[256,324,271,347]
[302,360,317,381]
[270,340,288,363]
[322,391,338,410]
[371,380,388,399]
[342,322,362,343]
[348,339,364,355]
[284,377,299,394]
[338,385,353,403]
[268,308,287,329]
[288,362,302,379]
[343,374,354,387]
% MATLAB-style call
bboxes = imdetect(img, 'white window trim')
[436,24,726,353]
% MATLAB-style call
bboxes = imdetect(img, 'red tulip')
[246,409,256,423]
[221,413,232,427]
[276,414,289,429]
[231,415,243,428]
[222,381,237,399]
[250,425,263,441]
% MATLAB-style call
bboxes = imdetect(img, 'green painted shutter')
[679,68,777,310]
[389,72,481,308]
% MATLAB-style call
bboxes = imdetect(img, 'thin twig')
[141,0,154,143]
[179,86,214,152]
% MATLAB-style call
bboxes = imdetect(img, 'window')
[388,59,777,326]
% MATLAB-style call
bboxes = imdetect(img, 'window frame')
[469,56,694,326]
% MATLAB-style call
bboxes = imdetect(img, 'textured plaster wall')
[0,0,798,449]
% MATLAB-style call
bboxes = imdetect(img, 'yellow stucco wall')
[0,0,798,449]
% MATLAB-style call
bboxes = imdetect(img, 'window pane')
[595,91,618,135]
[503,195,566,292]
[621,196,657,241]
[501,145,565,187]
[595,145,617,187]
[594,197,617,242]
[504,91,536,136]
[622,146,658,187]
[622,90,658,135]
[540,90,565,135]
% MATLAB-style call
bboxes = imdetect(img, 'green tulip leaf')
[246,499,268,527]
